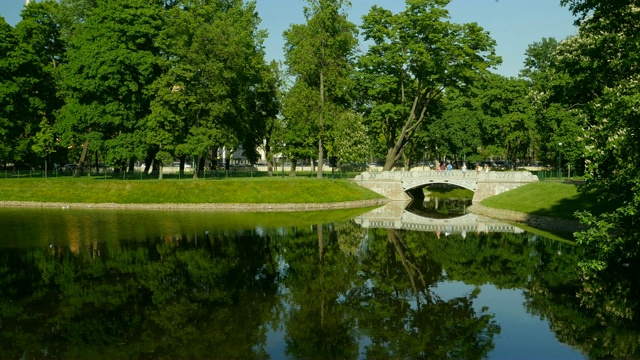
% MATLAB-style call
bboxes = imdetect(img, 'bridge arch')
[403,178,478,192]
[403,177,479,201]
[354,170,539,203]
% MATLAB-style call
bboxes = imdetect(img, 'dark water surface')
[0,204,638,359]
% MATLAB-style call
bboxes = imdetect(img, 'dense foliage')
[552,1,639,272]
[357,0,500,170]
[282,0,358,177]
[1,0,278,177]
[0,0,553,177]
[519,0,640,321]
[1,0,639,274]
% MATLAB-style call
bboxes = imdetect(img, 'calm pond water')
[0,199,638,359]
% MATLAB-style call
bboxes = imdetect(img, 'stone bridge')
[354,201,525,235]
[353,170,538,203]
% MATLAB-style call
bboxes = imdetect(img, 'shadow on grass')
[529,182,620,219]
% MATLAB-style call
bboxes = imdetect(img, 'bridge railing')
[356,170,538,182]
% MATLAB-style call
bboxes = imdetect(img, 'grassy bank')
[0,177,382,204]
[1,178,616,222]
[481,182,617,220]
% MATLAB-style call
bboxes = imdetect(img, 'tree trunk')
[198,156,205,177]
[383,95,428,171]
[266,141,273,177]
[192,159,198,179]
[144,147,157,175]
[75,140,89,178]
[289,158,297,177]
[383,147,397,171]
[317,71,325,179]
[210,150,218,171]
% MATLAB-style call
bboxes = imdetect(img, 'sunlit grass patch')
[0,178,382,204]
[481,182,618,220]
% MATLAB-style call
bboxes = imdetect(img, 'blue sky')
[1,0,577,77]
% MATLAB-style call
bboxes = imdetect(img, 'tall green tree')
[283,0,358,178]
[260,61,284,177]
[148,0,272,178]
[17,0,66,173]
[242,59,281,169]
[280,81,318,175]
[56,0,163,175]
[1,5,63,170]
[521,37,583,170]
[328,110,370,168]
[357,0,500,171]
[426,74,536,167]
[554,1,640,279]
[0,18,23,165]
[429,88,483,165]
[475,74,536,165]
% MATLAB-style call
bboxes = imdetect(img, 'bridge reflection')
[404,196,470,219]
[354,200,524,236]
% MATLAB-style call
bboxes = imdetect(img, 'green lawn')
[481,182,618,220]
[0,178,616,222]
[0,177,382,204]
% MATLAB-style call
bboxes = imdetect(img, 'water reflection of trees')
[410,229,640,359]
[277,223,362,359]
[355,228,500,359]
[0,231,280,359]
[523,246,640,359]
[1,218,639,359]
[276,223,501,359]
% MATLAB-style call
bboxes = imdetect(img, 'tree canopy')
[357,0,500,170]
[552,0,640,275]
[283,0,358,178]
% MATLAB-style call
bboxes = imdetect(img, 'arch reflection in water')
[355,199,524,238]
